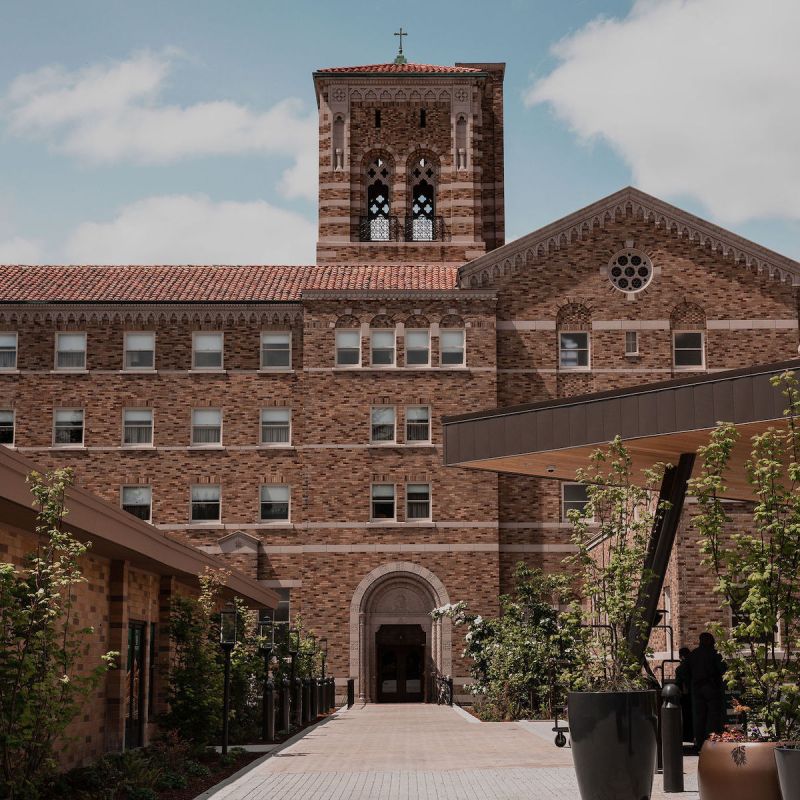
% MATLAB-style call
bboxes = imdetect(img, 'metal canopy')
[443,359,800,500]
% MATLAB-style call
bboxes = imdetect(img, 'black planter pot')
[776,747,800,800]
[567,690,659,800]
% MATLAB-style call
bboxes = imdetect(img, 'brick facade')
[1,58,799,704]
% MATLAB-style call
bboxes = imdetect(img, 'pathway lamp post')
[320,637,328,711]
[219,603,237,756]
[309,634,318,719]
[259,613,275,741]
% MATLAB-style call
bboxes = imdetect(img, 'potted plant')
[564,438,665,800]
[690,371,800,800]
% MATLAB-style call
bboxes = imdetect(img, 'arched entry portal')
[350,562,451,703]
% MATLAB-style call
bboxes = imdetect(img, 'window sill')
[52,445,87,450]
[0,369,20,374]
[558,367,591,372]
[122,444,155,450]
[369,441,400,447]
[50,369,89,374]
[189,368,227,374]
[257,444,294,450]
[188,445,226,451]
[333,365,362,370]
[119,369,158,374]
[368,520,397,525]
[673,365,706,371]
[258,519,291,526]
[186,521,224,528]
[258,368,295,374]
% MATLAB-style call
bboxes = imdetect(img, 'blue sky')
[0,0,798,264]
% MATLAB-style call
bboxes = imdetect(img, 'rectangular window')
[261,332,291,369]
[371,483,395,521]
[673,331,704,368]
[123,408,153,446]
[122,485,152,522]
[559,332,590,369]
[192,409,222,446]
[405,405,430,443]
[440,330,465,366]
[261,408,291,445]
[260,485,290,522]
[370,330,395,366]
[191,485,220,521]
[405,330,430,366]
[624,330,639,356]
[406,483,431,521]
[0,333,17,370]
[54,409,84,446]
[336,330,361,366]
[192,332,223,369]
[0,410,14,445]
[562,483,590,521]
[371,406,396,443]
[55,333,86,370]
[124,332,155,370]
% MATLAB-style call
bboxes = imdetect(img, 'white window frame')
[260,331,292,371]
[120,484,152,523]
[122,407,154,448]
[562,482,591,521]
[406,482,432,522]
[54,332,87,372]
[259,484,291,523]
[404,329,431,368]
[370,405,396,444]
[0,333,18,371]
[370,483,396,522]
[439,329,466,368]
[335,329,361,368]
[123,331,156,371]
[191,408,223,447]
[192,331,224,371]
[260,408,292,447]
[559,331,591,370]
[672,330,705,370]
[405,405,431,444]
[190,484,221,523]
[370,329,396,367]
[53,408,85,448]
[624,330,639,357]
[0,409,15,446]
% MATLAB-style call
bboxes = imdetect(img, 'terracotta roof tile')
[0,264,461,303]
[315,63,482,74]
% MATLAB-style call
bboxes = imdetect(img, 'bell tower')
[313,52,505,265]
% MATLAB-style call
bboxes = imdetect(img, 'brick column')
[156,575,177,717]
[105,559,129,752]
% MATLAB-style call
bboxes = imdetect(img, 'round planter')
[567,690,658,800]
[775,747,800,800]
[697,741,782,800]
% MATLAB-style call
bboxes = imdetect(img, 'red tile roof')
[0,264,461,302]
[315,63,483,75]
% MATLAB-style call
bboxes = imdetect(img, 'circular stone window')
[608,249,654,293]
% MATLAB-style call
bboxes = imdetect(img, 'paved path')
[201,704,699,799]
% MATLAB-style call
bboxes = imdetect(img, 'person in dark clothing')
[674,646,694,743]
[687,632,727,750]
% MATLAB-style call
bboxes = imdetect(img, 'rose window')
[608,249,653,293]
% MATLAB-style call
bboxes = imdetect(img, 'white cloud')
[526,0,800,224]
[0,235,44,263]
[3,51,318,201]
[63,194,316,264]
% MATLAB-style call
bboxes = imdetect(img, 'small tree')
[433,564,581,720]
[161,569,225,749]
[566,437,666,691]
[0,469,115,799]
[690,371,800,740]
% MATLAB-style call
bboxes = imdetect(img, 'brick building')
[1,55,799,704]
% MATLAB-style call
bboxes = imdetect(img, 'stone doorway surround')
[350,562,452,702]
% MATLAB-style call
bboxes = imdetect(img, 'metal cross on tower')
[394,27,408,65]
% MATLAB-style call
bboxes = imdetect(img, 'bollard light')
[219,602,237,756]
[220,603,237,649]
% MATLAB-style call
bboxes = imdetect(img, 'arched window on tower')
[362,155,394,242]
[407,155,439,241]
[332,115,345,171]
[455,116,467,170]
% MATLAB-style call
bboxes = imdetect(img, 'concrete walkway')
[201,704,699,799]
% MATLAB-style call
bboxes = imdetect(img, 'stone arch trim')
[349,561,451,702]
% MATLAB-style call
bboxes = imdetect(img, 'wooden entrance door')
[125,622,146,748]
[376,625,425,703]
